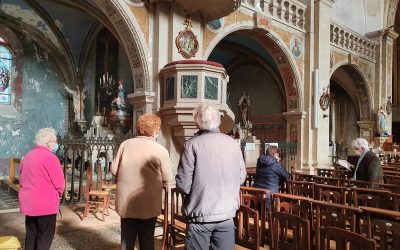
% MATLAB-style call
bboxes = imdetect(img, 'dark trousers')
[185,219,235,250]
[25,214,57,250]
[121,217,157,250]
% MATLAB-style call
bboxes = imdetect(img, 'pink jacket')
[19,145,65,216]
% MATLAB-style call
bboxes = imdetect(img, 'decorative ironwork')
[58,134,127,204]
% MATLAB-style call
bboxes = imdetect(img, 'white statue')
[64,84,87,121]
[376,106,388,136]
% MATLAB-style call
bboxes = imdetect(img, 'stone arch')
[94,0,150,92]
[0,26,23,111]
[330,63,373,121]
[204,22,303,112]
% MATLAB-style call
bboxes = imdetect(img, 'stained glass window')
[0,46,12,105]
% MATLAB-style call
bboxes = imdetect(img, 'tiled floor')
[0,185,19,212]
[0,202,264,250]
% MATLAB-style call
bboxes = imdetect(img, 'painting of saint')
[290,36,303,58]
[206,18,224,33]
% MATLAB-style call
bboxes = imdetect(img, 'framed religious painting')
[176,29,199,59]
[319,88,330,111]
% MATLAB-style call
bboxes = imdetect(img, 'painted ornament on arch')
[176,17,199,59]
[289,36,303,59]
[124,0,145,7]
[206,18,224,33]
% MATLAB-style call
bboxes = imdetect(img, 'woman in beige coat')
[111,114,173,250]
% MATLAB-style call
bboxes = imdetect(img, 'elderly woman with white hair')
[19,128,65,250]
[176,103,247,250]
[351,138,383,183]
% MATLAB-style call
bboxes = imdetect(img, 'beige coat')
[111,136,173,219]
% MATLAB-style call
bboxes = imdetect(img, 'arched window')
[0,45,13,105]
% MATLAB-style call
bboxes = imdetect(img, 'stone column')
[311,0,336,171]
[283,111,306,171]
[367,29,398,135]
[127,91,155,133]
[357,120,375,142]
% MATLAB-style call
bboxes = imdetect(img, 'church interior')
[1,0,400,249]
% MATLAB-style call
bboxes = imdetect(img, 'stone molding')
[95,0,151,92]
[331,21,378,63]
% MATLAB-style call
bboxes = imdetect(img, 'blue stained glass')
[0,46,12,105]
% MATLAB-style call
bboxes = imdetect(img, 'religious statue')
[111,80,127,117]
[376,106,388,136]
[64,84,87,121]
[238,91,250,126]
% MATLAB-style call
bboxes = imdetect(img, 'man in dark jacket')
[253,146,290,211]
[176,103,247,250]
[351,138,383,183]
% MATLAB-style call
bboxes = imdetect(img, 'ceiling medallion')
[176,16,199,59]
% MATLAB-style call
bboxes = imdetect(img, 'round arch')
[203,22,303,112]
[330,63,373,121]
[94,0,151,92]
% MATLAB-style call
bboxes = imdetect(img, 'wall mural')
[206,18,224,33]
[290,35,303,59]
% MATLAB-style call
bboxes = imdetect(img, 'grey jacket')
[176,130,247,223]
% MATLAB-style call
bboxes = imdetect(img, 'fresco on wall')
[0,35,66,158]
[290,36,303,59]
[206,18,224,33]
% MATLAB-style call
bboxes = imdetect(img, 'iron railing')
[57,135,126,204]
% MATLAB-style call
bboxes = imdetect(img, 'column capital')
[366,28,399,43]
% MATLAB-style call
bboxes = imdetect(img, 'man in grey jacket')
[176,103,247,250]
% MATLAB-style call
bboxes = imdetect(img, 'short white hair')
[34,128,57,146]
[193,103,221,130]
[351,138,369,150]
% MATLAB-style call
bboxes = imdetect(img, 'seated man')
[253,146,290,211]
[351,138,383,183]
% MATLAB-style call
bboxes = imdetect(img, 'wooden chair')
[2,158,21,192]
[288,180,315,199]
[351,187,392,209]
[156,185,169,250]
[345,179,373,188]
[82,165,110,221]
[315,184,348,204]
[313,176,342,186]
[272,193,313,224]
[317,168,334,178]
[240,186,269,246]
[384,175,400,185]
[332,169,353,179]
[324,226,376,250]
[96,161,116,208]
[361,206,400,250]
[313,200,362,249]
[291,172,314,182]
[235,205,260,250]
[269,211,311,250]
[167,187,187,249]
